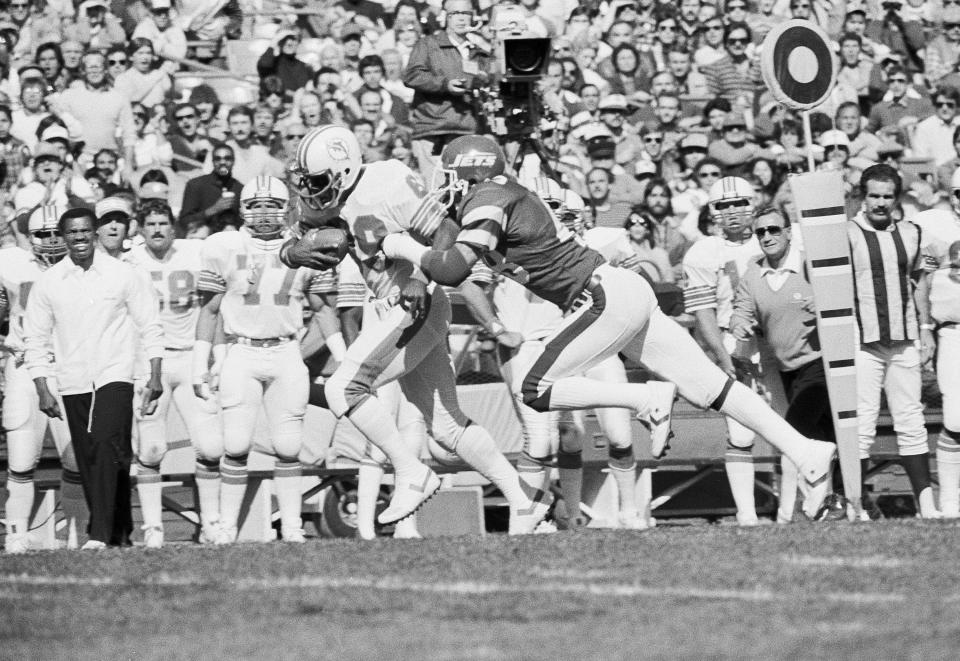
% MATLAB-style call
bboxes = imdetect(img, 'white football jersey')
[198,229,322,339]
[914,209,960,324]
[339,160,447,300]
[128,240,203,350]
[0,247,50,352]
[683,234,762,329]
[493,276,563,342]
[582,227,642,271]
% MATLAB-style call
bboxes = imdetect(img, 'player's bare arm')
[693,307,736,378]
[915,268,936,365]
[457,279,522,349]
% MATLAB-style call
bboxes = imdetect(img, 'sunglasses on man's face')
[108,58,127,66]
[286,134,306,140]
[644,136,663,143]
[704,24,724,32]
[728,37,750,45]
[755,225,785,238]
[699,170,722,179]
[937,100,957,109]
[713,199,750,211]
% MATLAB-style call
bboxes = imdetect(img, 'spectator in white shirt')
[23,207,163,549]
[912,88,960,167]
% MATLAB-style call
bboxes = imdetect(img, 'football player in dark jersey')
[377,135,837,517]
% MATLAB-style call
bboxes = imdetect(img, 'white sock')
[609,463,638,514]
[220,455,248,529]
[4,472,34,526]
[547,377,651,414]
[718,382,812,469]
[725,446,757,521]
[637,468,653,521]
[348,397,423,478]
[136,462,164,529]
[778,455,799,521]
[356,459,384,540]
[274,460,304,531]
[454,424,530,510]
[195,459,221,526]
[918,486,940,517]
[937,435,960,517]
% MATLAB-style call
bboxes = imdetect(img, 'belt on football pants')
[564,272,603,315]
[232,335,296,348]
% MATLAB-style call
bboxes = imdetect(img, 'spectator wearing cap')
[925,7,960,84]
[10,77,49,152]
[583,133,643,206]
[402,0,491,184]
[94,196,133,258]
[708,112,759,175]
[13,141,94,213]
[179,143,242,237]
[131,0,187,67]
[340,22,365,80]
[65,1,126,51]
[912,88,960,167]
[665,48,711,100]
[0,104,29,197]
[866,64,933,134]
[597,94,643,169]
[866,0,925,73]
[702,22,764,106]
[112,38,172,108]
[354,54,410,126]
[56,51,136,179]
[169,103,213,173]
[818,129,857,189]
[256,28,312,103]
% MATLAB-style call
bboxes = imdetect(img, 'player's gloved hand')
[279,236,344,271]
[140,376,163,417]
[495,330,523,349]
[400,278,428,319]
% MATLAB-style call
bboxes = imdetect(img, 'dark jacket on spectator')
[257,49,314,98]
[402,31,489,139]
[179,172,242,236]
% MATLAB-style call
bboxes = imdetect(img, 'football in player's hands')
[303,227,350,261]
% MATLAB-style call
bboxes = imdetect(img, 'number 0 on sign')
[760,20,837,111]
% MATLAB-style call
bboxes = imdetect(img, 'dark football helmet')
[433,135,507,206]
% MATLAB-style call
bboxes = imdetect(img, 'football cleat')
[81,540,106,550]
[198,522,221,545]
[377,464,441,525]
[618,510,651,530]
[215,525,238,545]
[5,532,29,554]
[641,381,678,459]
[281,527,307,543]
[142,525,163,549]
[798,440,837,518]
[508,481,555,535]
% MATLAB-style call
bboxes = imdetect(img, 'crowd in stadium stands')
[2,0,960,550]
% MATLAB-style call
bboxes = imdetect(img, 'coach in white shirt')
[23,207,164,549]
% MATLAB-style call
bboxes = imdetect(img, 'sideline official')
[23,208,164,548]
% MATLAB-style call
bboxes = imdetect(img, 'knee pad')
[137,436,167,467]
[324,374,372,418]
[7,468,34,485]
[727,423,756,450]
[608,444,635,471]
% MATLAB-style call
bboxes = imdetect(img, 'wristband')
[192,339,213,384]
[920,323,935,331]
[382,233,429,264]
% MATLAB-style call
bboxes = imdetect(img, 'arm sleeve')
[457,197,506,253]
[256,48,279,78]
[389,165,448,240]
[198,240,228,293]
[682,245,719,313]
[22,279,54,379]
[307,269,338,295]
[402,38,447,93]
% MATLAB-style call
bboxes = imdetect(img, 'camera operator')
[403,0,491,183]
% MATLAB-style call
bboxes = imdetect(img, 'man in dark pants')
[23,208,163,549]
[730,206,837,522]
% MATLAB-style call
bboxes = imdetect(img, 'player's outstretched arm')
[381,234,479,286]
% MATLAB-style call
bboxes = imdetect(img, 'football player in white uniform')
[282,125,552,533]
[0,205,87,553]
[682,176,766,525]
[913,169,960,517]
[128,201,223,547]
[194,175,336,543]
[371,135,836,517]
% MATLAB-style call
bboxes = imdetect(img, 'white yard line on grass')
[0,573,907,604]
[783,554,913,569]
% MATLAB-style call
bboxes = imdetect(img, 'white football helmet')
[950,168,960,217]
[291,124,362,211]
[27,204,66,266]
[240,175,289,239]
[707,176,754,232]
[560,189,586,235]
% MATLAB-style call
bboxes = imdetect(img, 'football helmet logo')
[291,125,362,211]
[433,135,506,207]
[240,175,289,240]
[27,204,66,266]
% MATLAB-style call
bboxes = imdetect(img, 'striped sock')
[4,469,34,530]
[136,460,163,529]
[220,454,249,529]
[725,444,757,523]
[195,457,222,527]
[516,451,550,493]
[274,459,304,532]
[937,431,960,517]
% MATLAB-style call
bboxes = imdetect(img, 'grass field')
[2,520,960,660]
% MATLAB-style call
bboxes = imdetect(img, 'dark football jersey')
[456,177,605,310]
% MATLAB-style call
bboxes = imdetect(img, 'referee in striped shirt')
[848,164,939,519]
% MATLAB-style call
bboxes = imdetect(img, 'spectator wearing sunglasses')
[924,7,960,84]
[912,88,960,167]
[730,206,837,522]
[866,64,933,134]
[168,103,212,173]
[702,22,763,106]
